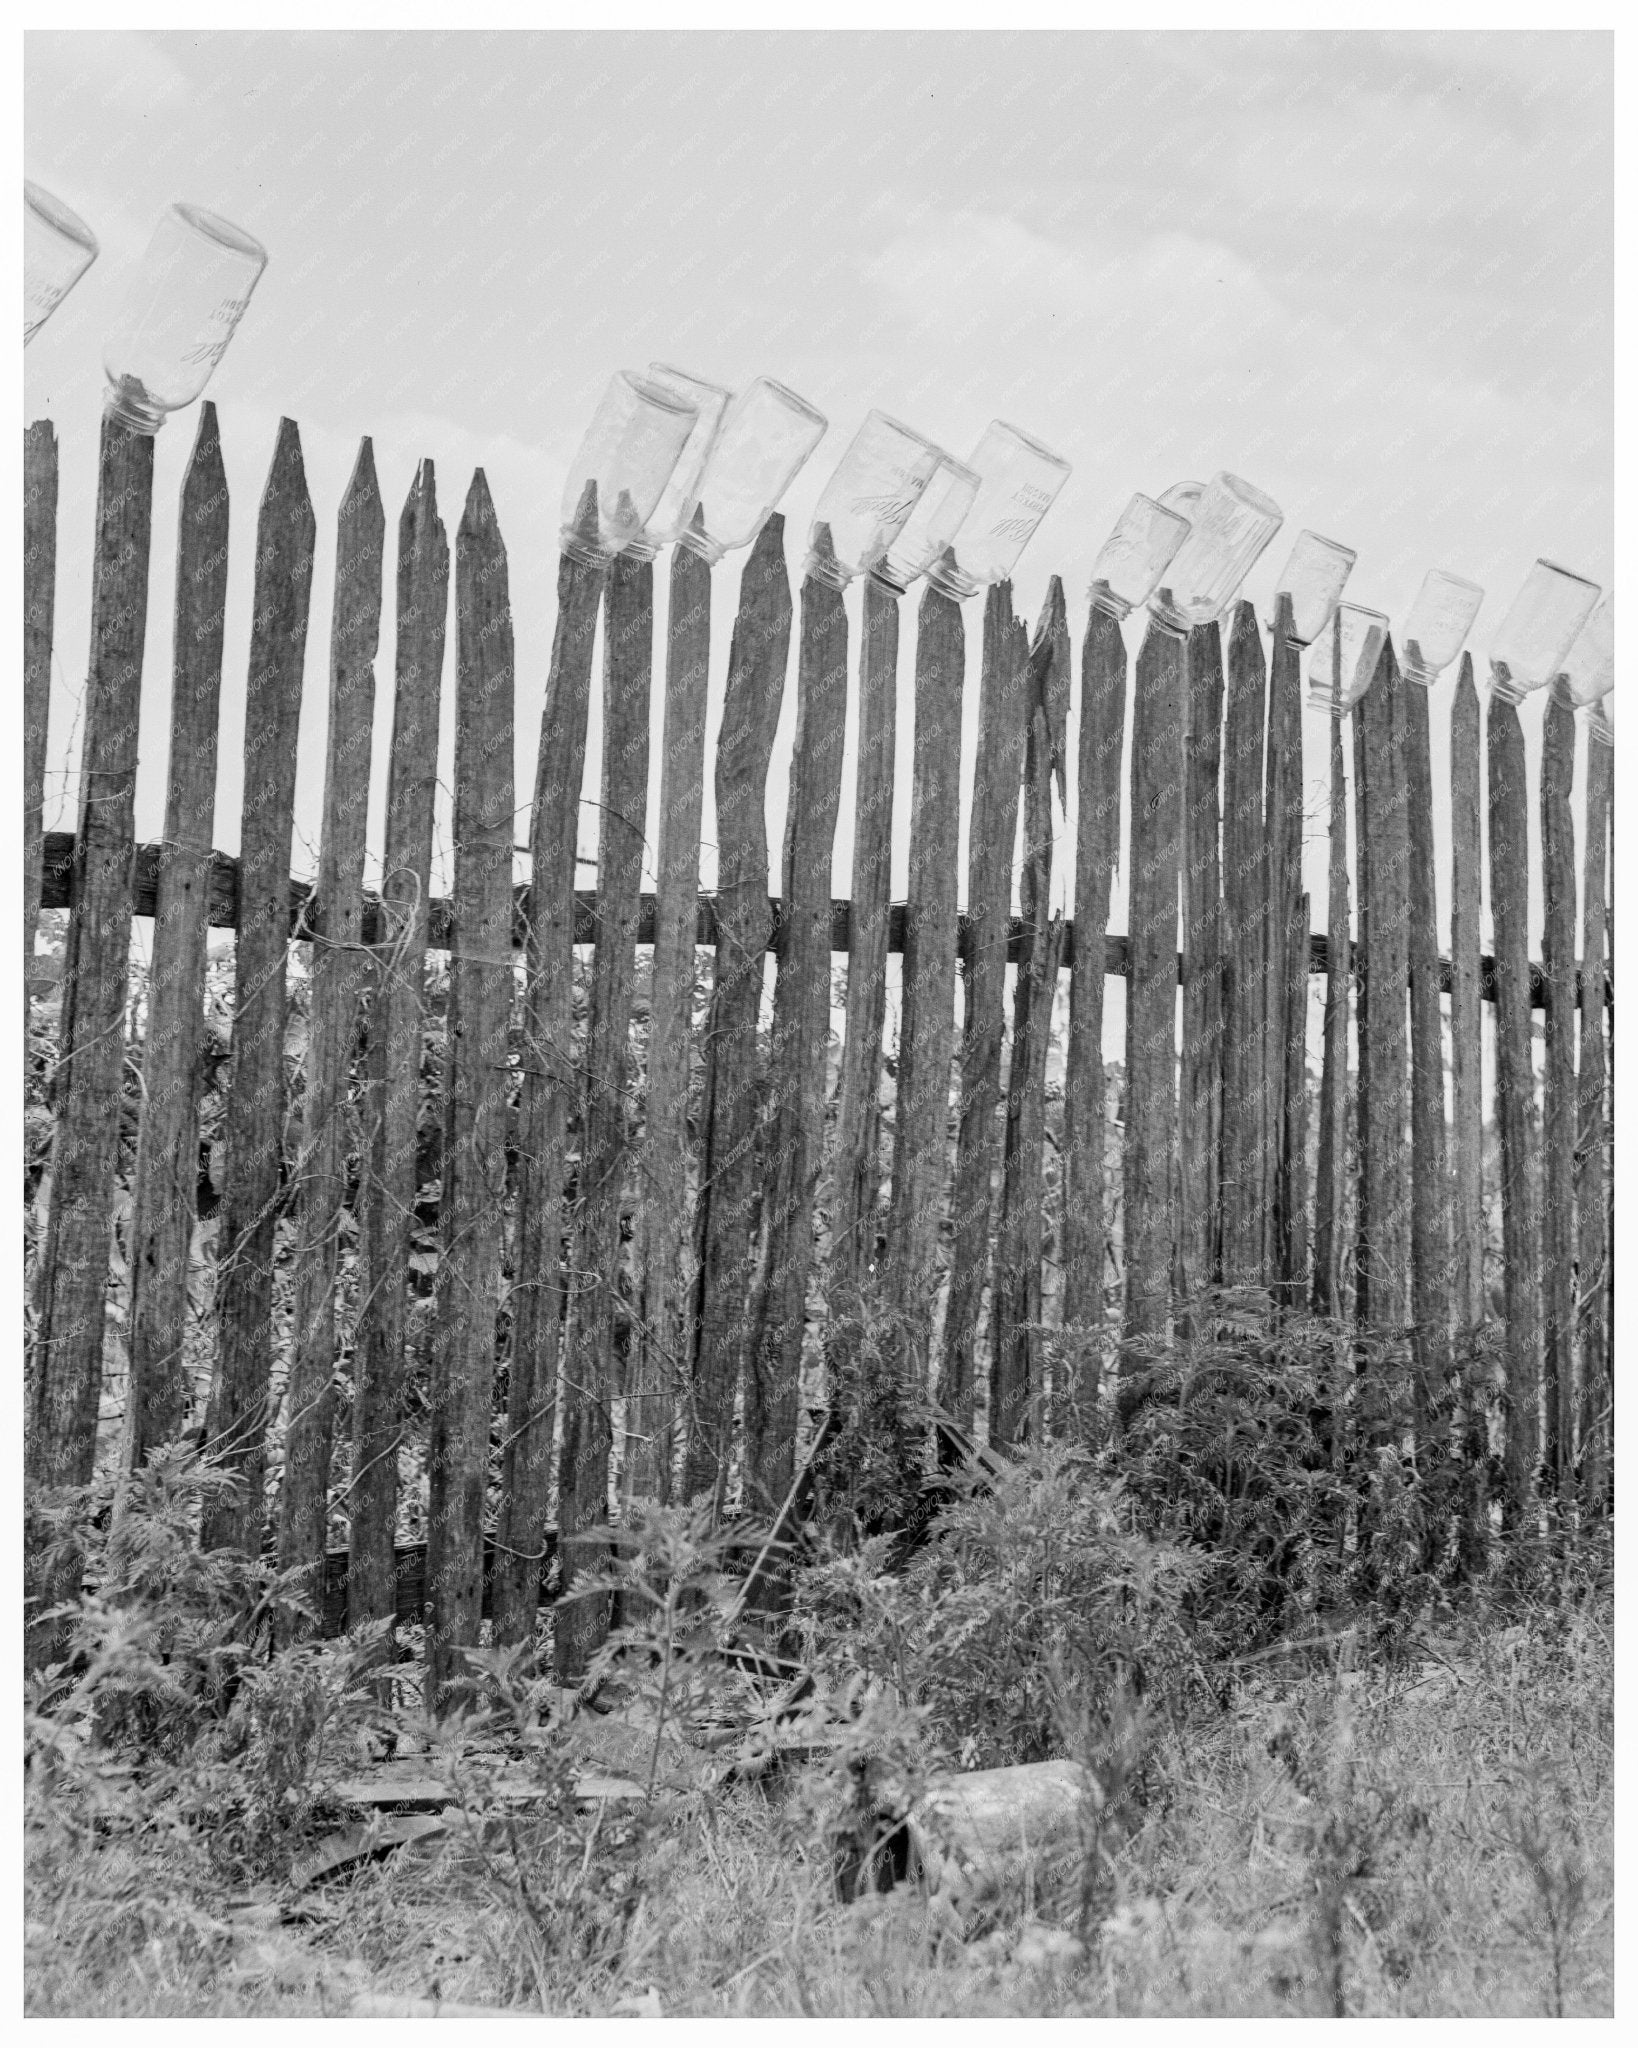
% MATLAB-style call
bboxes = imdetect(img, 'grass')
[26,1590,1613,2018]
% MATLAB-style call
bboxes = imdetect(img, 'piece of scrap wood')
[292,1813,448,1889]
[332,1765,648,1812]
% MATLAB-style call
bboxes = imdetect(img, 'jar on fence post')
[1487,559,1602,705]
[923,420,1071,600]
[1305,602,1390,718]
[1559,594,1613,716]
[634,362,734,555]
[877,453,981,594]
[803,410,943,589]
[25,181,98,344]
[1398,567,1485,688]
[101,202,267,433]
[1269,529,1356,647]
[1086,492,1191,620]
[674,376,829,566]
[1148,471,1283,633]
[559,371,702,569]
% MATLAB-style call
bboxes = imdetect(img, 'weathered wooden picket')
[23,410,1615,1686]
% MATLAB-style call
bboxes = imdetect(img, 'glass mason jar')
[1087,493,1192,620]
[1559,594,1613,709]
[675,376,828,567]
[1400,568,1485,688]
[25,181,99,344]
[1306,602,1390,717]
[923,421,1071,600]
[1149,472,1283,633]
[635,361,734,555]
[1488,559,1602,705]
[102,202,267,433]
[1269,530,1356,647]
[559,371,701,568]
[876,453,981,594]
[804,410,942,589]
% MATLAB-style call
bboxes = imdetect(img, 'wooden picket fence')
[22,408,1614,1688]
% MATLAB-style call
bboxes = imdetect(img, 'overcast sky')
[24,28,1613,936]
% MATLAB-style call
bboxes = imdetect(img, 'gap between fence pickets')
[33,828,1607,1011]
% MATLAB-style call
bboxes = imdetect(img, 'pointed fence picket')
[351,459,447,1635]
[426,471,513,1704]
[281,439,384,1613]
[201,420,315,1557]
[126,407,229,1467]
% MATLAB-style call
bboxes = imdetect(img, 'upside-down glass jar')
[923,420,1071,600]
[1149,472,1283,634]
[876,453,981,594]
[1559,594,1613,710]
[1306,603,1390,718]
[675,376,828,566]
[1087,493,1192,620]
[102,202,267,433]
[559,371,701,568]
[1269,530,1356,647]
[1399,568,1485,689]
[804,410,943,588]
[1488,559,1602,705]
[25,181,99,345]
[632,362,735,555]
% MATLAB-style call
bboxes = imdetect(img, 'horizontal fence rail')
[35,829,1607,1008]
[23,408,1615,1690]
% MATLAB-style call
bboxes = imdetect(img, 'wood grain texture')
[558,547,652,1674]
[627,526,711,1509]
[991,592,1066,1445]
[351,459,448,1632]
[201,420,315,1555]
[941,583,1026,1432]
[1447,658,1489,1565]
[1447,659,1485,1331]
[1404,670,1450,1448]
[1354,637,1410,1332]
[1218,600,1269,1286]
[745,530,848,1512]
[1576,725,1611,1512]
[24,419,57,1015]
[884,570,965,1405]
[281,440,384,1611]
[1312,695,1351,1318]
[828,576,899,1318]
[1121,616,1185,1379]
[1059,602,1124,1406]
[493,484,601,1644]
[127,406,229,1467]
[1265,596,1306,1303]
[1538,681,1576,1493]
[686,517,790,1511]
[426,471,513,1704]
[27,412,155,1654]
[1487,684,1540,1520]
[1284,885,1311,1306]
[1180,619,1224,1300]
